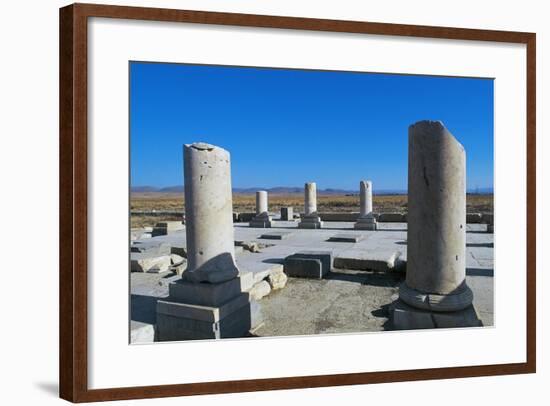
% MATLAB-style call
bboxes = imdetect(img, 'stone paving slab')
[130,221,494,340]
[259,231,292,240]
[327,233,365,243]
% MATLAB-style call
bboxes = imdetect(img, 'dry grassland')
[131,192,493,229]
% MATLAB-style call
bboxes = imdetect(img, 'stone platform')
[130,220,493,342]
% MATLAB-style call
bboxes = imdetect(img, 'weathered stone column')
[354,180,377,230]
[392,121,480,329]
[183,143,238,282]
[299,182,323,229]
[156,142,261,341]
[305,182,317,215]
[250,190,273,228]
[256,191,268,215]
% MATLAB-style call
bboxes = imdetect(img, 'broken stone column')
[354,180,377,230]
[392,121,481,329]
[298,182,323,229]
[156,143,261,341]
[249,190,273,228]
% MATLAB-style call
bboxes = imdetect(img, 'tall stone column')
[354,180,377,230]
[256,191,268,215]
[183,143,237,282]
[299,182,323,229]
[392,121,480,329]
[156,142,261,341]
[250,190,273,228]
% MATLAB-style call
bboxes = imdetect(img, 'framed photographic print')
[59,3,536,402]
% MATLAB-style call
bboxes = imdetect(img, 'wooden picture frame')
[59,3,536,402]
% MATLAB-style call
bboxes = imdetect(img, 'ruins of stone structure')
[280,207,294,221]
[249,190,273,228]
[298,182,323,229]
[354,180,377,230]
[156,142,261,340]
[392,120,481,329]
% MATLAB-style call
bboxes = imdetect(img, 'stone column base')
[156,293,262,341]
[399,282,473,312]
[298,215,323,229]
[390,299,482,330]
[156,274,262,341]
[354,216,377,230]
[249,214,273,228]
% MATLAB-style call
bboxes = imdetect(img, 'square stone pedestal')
[354,216,377,230]
[390,299,482,330]
[249,214,273,228]
[298,215,323,229]
[156,275,262,341]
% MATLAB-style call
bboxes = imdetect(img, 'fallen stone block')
[334,249,405,272]
[285,257,324,279]
[170,245,187,258]
[327,233,364,243]
[235,240,261,253]
[130,253,172,273]
[152,221,184,237]
[249,280,271,300]
[284,251,332,279]
[170,254,185,265]
[267,268,288,290]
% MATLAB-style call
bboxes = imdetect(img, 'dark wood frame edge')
[59,3,536,403]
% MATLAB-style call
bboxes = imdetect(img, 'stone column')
[156,142,262,341]
[250,190,273,228]
[354,180,377,230]
[256,191,268,215]
[392,121,480,329]
[183,143,238,282]
[304,182,317,215]
[299,182,323,229]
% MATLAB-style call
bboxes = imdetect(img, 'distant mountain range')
[131,185,494,195]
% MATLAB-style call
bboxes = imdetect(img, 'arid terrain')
[130,192,493,228]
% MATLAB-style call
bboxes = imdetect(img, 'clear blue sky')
[130,62,493,191]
